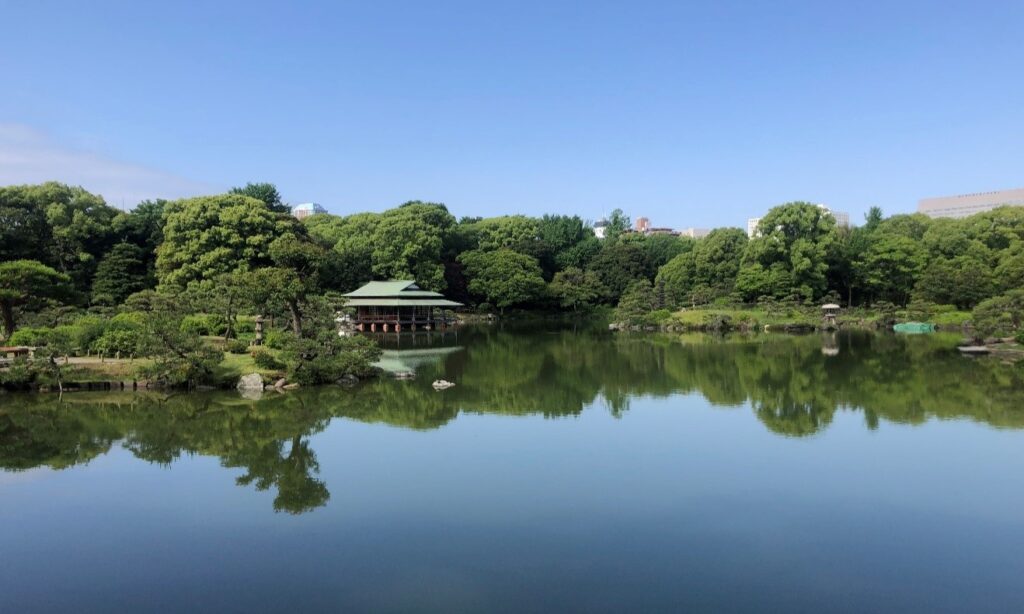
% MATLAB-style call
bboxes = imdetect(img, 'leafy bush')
[1016,331,1024,345]
[250,348,285,370]
[235,318,256,334]
[971,290,1024,339]
[110,311,148,327]
[263,329,287,349]
[225,338,250,354]
[0,358,37,388]
[71,315,108,351]
[281,333,381,385]
[645,309,674,325]
[179,315,209,336]
[7,327,52,347]
[92,328,141,356]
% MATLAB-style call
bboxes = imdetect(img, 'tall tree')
[549,267,606,311]
[0,182,117,292]
[459,249,546,313]
[0,260,72,337]
[156,194,302,289]
[604,208,631,240]
[737,202,837,301]
[587,242,649,301]
[863,235,926,305]
[370,202,455,291]
[229,182,289,214]
[91,243,150,305]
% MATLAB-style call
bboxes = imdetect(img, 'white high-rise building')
[593,218,609,239]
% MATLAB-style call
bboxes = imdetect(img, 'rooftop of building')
[343,280,462,307]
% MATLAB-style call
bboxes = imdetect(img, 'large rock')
[237,373,264,391]
[337,373,359,386]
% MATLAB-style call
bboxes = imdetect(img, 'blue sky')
[1,0,1022,228]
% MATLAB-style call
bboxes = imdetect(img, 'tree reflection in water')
[1,327,1022,513]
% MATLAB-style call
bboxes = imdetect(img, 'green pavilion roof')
[344,280,462,306]
[345,298,463,307]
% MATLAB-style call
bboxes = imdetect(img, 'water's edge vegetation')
[3,182,1024,392]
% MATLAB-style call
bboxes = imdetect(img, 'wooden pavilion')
[343,280,462,332]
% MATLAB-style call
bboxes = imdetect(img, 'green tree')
[692,228,747,294]
[459,249,546,313]
[229,182,289,214]
[549,267,606,311]
[614,279,657,324]
[111,199,167,272]
[656,251,696,307]
[738,202,837,301]
[915,256,994,309]
[971,290,1024,339]
[279,299,382,386]
[0,260,72,338]
[994,246,1024,293]
[130,291,224,388]
[587,242,649,301]
[0,182,117,292]
[91,243,150,305]
[156,193,302,289]
[370,202,455,291]
[863,235,927,305]
[604,208,631,240]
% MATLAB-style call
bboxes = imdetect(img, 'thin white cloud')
[0,123,217,207]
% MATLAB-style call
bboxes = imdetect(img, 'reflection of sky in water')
[1,329,1023,612]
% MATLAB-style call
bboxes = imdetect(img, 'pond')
[2,327,1024,612]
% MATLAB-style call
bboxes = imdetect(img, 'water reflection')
[1,328,1022,513]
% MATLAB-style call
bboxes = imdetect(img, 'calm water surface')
[2,327,1024,612]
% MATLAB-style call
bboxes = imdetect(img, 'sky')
[1,0,1022,228]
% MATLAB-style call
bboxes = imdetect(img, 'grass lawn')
[669,307,818,329]
[213,350,286,383]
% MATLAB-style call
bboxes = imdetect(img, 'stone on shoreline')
[237,373,264,391]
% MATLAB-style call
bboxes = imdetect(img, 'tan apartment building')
[918,188,1024,219]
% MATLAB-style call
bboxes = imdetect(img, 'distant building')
[679,227,710,239]
[647,227,678,236]
[746,217,762,238]
[292,202,326,220]
[593,218,609,239]
[918,188,1024,219]
[635,217,651,233]
[747,204,849,238]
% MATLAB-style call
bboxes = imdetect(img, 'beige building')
[918,188,1024,219]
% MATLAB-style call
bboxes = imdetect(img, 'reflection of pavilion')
[373,347,464,374]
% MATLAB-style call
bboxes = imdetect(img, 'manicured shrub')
[71,315,108,351]
[250,348,285,370]
[263,329,287,349]
[225,338,250,354]
[179,315,210,336]
[92,328,141,356]
[7,327,52,347]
